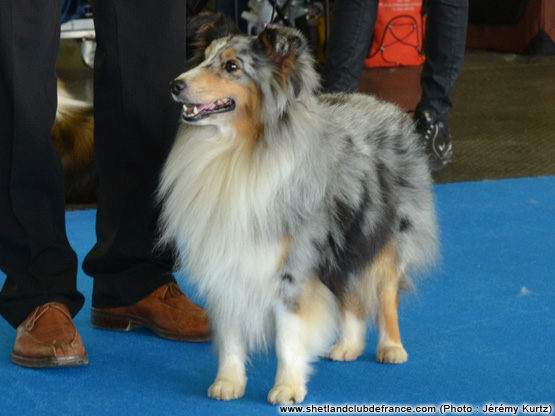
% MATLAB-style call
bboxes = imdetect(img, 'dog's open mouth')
[182,98,236,122]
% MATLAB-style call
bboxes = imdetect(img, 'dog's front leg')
[268,277,336,405]
[208,327,247,401]
[268,302,310,405]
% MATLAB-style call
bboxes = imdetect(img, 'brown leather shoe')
[91,282,211,342]
[12,302,88,368]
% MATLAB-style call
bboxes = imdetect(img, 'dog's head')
[171,25,319,132]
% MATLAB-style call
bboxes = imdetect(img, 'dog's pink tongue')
[192,102,216,114]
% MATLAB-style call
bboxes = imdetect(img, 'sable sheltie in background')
[52,13,235,205]
[53,80,97,203]
[158,25,438,405]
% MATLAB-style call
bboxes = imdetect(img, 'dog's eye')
[224,61,239,73]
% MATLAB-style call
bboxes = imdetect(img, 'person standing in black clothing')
[0,0,210,369]
[321,0,469,170]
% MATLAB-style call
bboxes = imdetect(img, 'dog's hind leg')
[376,284,408,364]
[374,243,408,364]
[208,327,248,401]
[328,297,368,362]
[268,277,337,405]
[328,241,408,364]
[328,245,385,363]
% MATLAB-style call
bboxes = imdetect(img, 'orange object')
[365,0,426,68]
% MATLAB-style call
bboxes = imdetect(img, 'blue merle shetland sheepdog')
[157,24,438,405]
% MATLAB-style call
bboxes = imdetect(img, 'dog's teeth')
[193,106,199,115]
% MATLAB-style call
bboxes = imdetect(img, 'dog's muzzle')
[170,79,236,122]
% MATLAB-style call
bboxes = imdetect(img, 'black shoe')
[414,110,453,171]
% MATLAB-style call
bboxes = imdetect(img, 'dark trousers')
[321,0,469,119]
[0,0,83,328]
[83,0,187,308]
[0,0,187,328]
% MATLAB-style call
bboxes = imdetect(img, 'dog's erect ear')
[186,12,241,65]
[255,25,306,70]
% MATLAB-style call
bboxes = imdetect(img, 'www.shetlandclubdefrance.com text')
[278,402,553,414]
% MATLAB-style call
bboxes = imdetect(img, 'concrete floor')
[360,50,555,183]
[57,39,555,186]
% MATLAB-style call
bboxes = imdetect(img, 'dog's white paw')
[376,344,408,364]
[268,383,307,405]
[208,378,246,401]
[328,342,364,362]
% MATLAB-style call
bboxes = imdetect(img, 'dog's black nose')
[171,80,186,96]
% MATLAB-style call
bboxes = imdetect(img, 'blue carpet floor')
[1,176,553,415]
